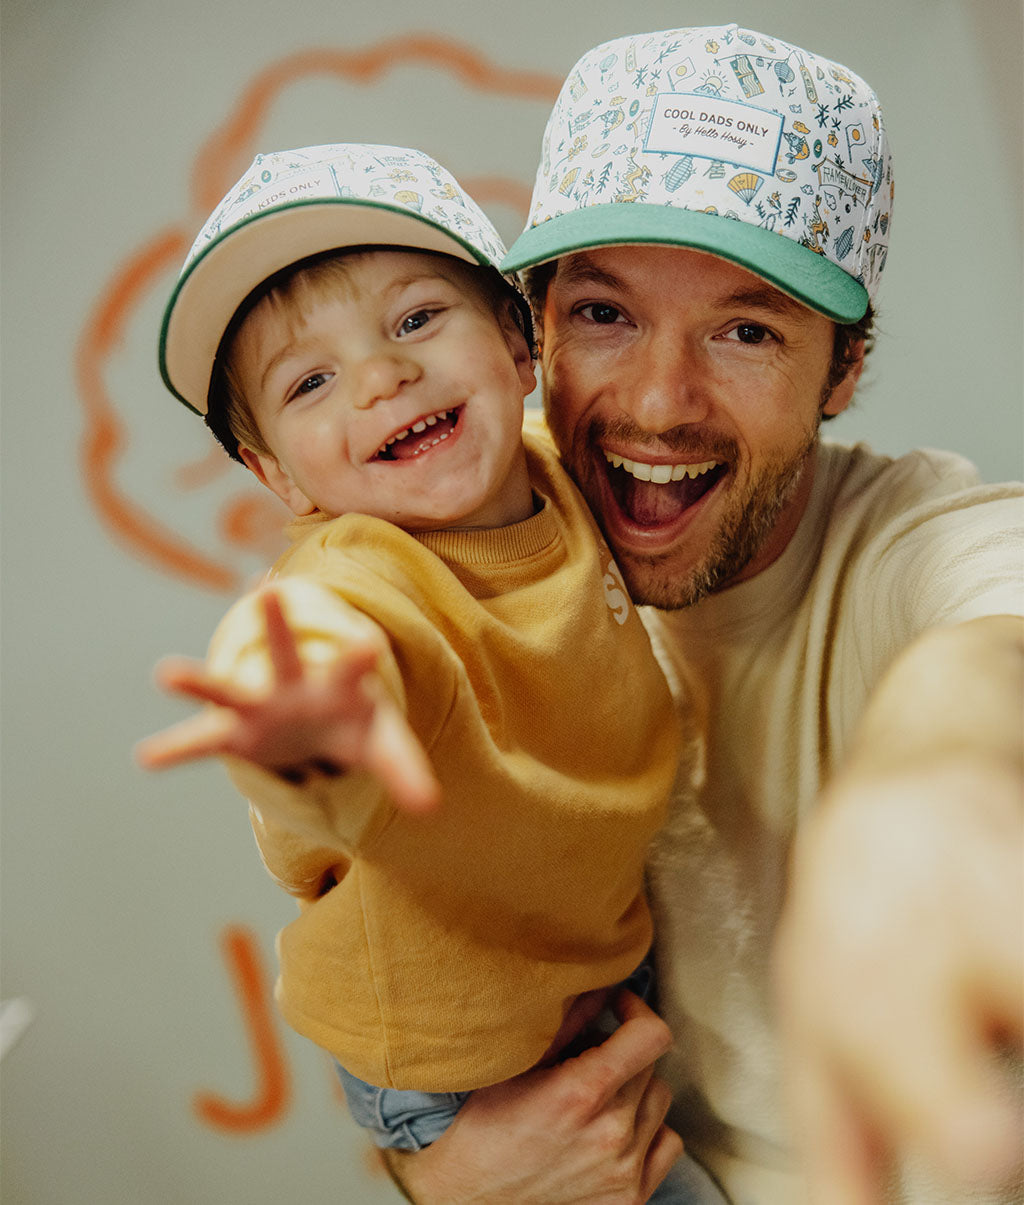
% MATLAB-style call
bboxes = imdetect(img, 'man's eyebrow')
[552,254,627,292]
[721,286,805,316]
[554,256,806,318]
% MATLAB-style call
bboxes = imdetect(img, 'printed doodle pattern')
[526,24,893,298]
[188,143,509,272]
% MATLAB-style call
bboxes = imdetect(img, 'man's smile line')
[603,450,722,484]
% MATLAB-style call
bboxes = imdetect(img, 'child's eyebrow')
[259,335,318,392]
[382,270,457,297]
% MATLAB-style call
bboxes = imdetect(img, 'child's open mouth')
[374,407,462,461]
[602,450,726,526]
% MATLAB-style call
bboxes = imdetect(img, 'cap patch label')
[645,93,782,174]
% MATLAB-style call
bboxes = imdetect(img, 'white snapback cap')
[161,142,516,415]
[504,25,894,321]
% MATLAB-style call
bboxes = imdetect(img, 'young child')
[140,143,721,1203]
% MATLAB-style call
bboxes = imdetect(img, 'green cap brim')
[502,204,868,323]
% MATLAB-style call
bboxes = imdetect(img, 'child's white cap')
[160,143,517,415]
[503,25,894,321]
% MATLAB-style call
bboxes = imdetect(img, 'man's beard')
[565,418,821,611]
[627,439,814,608]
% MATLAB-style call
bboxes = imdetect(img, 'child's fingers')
[135,708,238,770]
[153,656,245,710]
[327,642,381,696]
[365,702,441,815]
[260,590,303,684]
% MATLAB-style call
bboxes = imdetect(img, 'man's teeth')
[604,451,720,484]
[379,409,452,454]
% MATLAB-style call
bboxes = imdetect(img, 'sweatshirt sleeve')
[205,575,406,893]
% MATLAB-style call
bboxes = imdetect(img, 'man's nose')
[622,332,711,431]
[352,349,421,409]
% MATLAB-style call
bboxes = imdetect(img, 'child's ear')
[238,447,317,516]
[498,299,538,396]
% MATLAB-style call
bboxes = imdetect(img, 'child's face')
[234,251,537,529]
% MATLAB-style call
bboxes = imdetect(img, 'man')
[385,25,1024,1204]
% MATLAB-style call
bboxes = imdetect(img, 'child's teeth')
[378,410,457,457]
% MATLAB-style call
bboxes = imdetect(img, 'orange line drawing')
[193,925,291,1132]
[190,38,562,216]
[76,35,560,594]
[76,229,242,592]
[217,493,290,563]
[174,445,235,492]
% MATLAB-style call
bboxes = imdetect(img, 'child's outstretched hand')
[136,589,440,815]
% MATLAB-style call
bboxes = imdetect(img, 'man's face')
[540,246,858,608]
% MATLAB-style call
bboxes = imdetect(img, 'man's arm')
[383,990,684,1204]
[775,614,1024,1204]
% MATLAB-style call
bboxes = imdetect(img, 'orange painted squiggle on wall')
[75,35,559,594]
[193,925,291,1132]
[189,38,559,216]
[76,228,242,592]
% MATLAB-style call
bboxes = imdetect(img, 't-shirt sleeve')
[867,486,1022,641]
[838,460,1024,694]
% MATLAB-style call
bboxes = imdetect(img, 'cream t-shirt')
[642,440,1023,1204]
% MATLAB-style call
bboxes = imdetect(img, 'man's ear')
[238,447,317,516]
[498,299,539,396]
[823,338,865,418]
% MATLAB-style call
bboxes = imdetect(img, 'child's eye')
[290,372,332,400]
[398,309,434,336]
[577,302,626,325]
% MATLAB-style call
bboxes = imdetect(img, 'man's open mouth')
[374,407,462,461]
[602,449,726,526]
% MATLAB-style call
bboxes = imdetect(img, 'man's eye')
[399,309,433,335]
[730,323,771,344]
[578,302,625,325]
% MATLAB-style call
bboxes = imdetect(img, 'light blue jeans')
[335,964,729,1204]
[336,1064,725,1202]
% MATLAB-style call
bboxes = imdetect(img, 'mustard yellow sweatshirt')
[208,433,684,1092]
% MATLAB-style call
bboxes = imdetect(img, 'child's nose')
[352,351,421,409]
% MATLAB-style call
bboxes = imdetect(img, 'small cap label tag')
[645,93,783,174]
